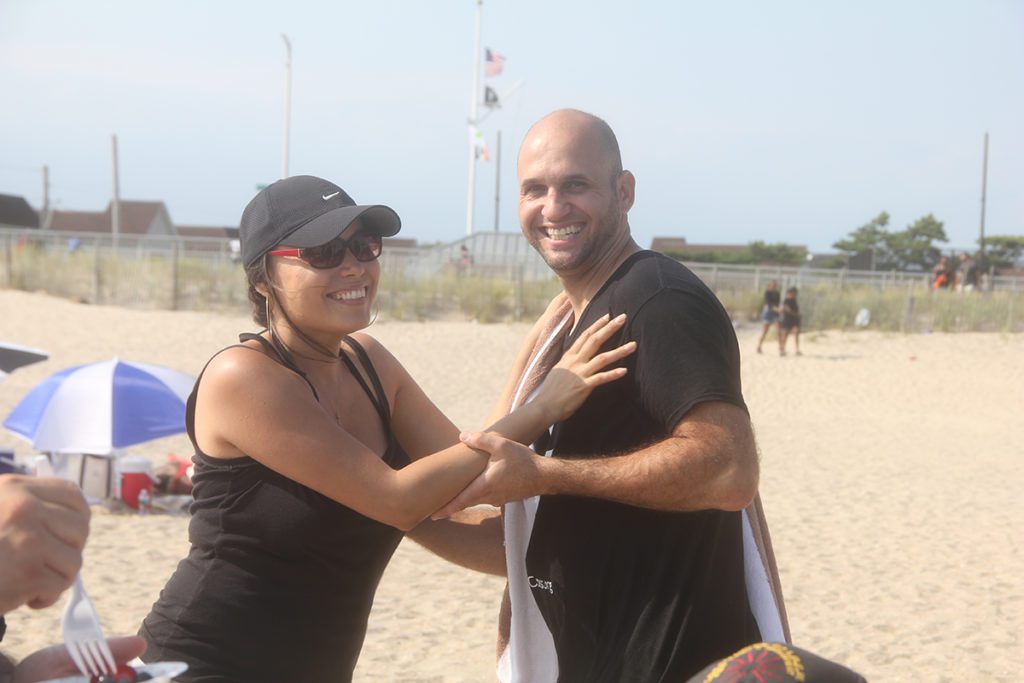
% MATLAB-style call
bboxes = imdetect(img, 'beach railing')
[2,226,1021,331]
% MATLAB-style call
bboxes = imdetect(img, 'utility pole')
[493,130,501,232]
[111,135,121,250]
[41,165,50,229]
[465,0,483,236]
[281,34,293,180]
[979,132,988,258]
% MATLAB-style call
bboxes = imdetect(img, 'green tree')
[982,235,1024,270]
[747,241,808,266]
[664,241,807,266]
[833,212,890,267]
[884,214,948,270]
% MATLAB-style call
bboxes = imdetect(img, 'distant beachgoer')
[931,256,950,290]
[756,280,782,354]
[138,175,634,682]
[779,287,802,356]
[957,253,979,292]
[456,243,473,277]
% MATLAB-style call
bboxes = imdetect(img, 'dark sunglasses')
[268,232,383,268]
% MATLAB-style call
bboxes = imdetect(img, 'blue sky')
[1,0,1021,253]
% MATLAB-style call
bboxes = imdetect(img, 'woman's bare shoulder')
[347,332,399,366]
[346,332,411,393]
[201,341,307,397]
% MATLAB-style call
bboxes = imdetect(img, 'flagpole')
[281,34,293,180]
[465,0,483,236]
[494,130,501,232]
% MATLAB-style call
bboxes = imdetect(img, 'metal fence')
[2,225,1021,328]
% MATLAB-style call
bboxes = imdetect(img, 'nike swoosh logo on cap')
[322,191,340,201]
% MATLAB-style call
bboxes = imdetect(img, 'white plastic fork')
[61,574,118,677]
[33,456,117,678]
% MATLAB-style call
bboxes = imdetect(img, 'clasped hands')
[434,313,634,519]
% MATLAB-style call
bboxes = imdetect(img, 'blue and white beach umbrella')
[3,358,194,454]
[0,342,48,380]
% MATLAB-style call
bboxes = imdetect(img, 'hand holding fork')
[17,456,146,680]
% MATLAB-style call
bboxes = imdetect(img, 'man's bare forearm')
[538,402,758,512]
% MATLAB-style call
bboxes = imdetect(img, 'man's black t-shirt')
[525,251,761,681]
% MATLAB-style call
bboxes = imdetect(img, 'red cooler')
[120,456,155,510]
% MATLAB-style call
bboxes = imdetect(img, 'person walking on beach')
[931,255,951,290]
[779,286,802,356]
[756,279,782,353]
[957,252,979,292]
[434,109,788,681]
[138,175,635,683]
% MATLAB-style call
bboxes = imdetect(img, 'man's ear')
[618,170,636,213]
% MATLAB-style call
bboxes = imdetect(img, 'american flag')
[484,48,506,77]
[470,125,490,161]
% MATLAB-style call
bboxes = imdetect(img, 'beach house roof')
[676,243,750,255]
[650,237,687,253]
[48,210,109,232]
[0,193,40,228]
[650,237,749,256]
[383,237,418,249]
[48,201,175,235]
[176,225,239,240]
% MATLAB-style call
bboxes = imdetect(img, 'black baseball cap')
[239,175,401,267]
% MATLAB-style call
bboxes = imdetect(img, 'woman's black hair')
[244,257,271,327]
[244,255,339,361]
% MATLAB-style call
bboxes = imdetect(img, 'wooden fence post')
[171,241,180,311]
[902,289,915,334]
[514,265,524,322]
[92,241,102,304]
[3,233,11,288]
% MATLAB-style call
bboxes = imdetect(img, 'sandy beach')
[1,289,1021,681]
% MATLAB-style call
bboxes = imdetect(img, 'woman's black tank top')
[140,334,410,682]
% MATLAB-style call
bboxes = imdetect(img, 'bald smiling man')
[429,109,789,681]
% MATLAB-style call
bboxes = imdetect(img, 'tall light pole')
[111,135,121,250]
[978,132,988,259]
[281,34,292,180]
[465,0,483,236]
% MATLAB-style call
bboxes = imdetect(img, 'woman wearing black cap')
[139,176,634,682]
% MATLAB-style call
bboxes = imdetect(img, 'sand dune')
[2,290,1021,681]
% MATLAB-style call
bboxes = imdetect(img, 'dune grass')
[716,284,1022,333]
[3,245,1020,331]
